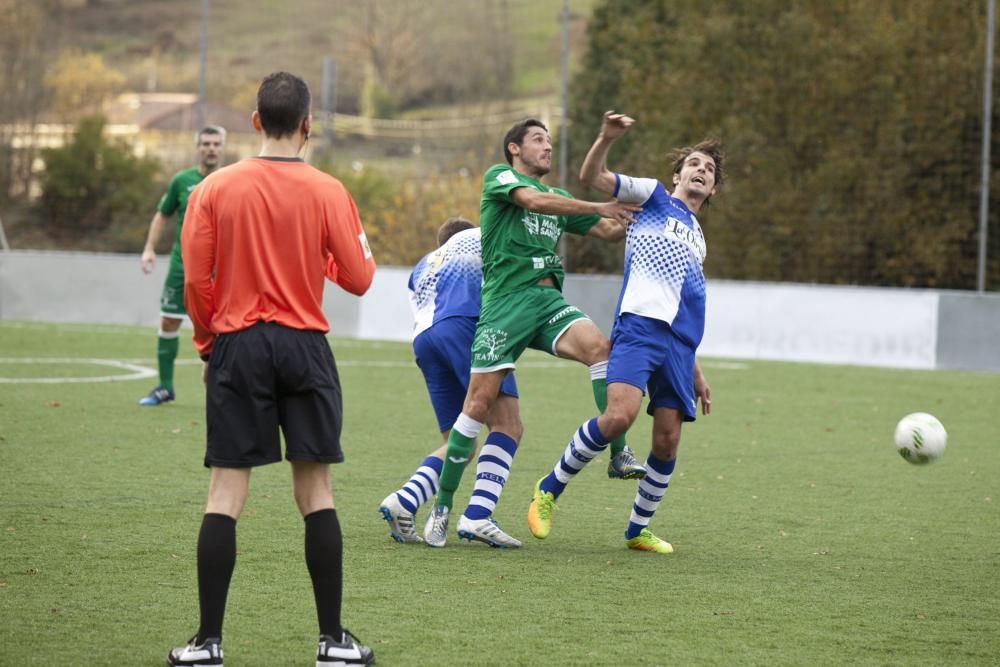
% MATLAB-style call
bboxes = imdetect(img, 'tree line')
[565,0,999,290]
[3,0,998,290]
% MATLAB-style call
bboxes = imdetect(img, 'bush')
[38,115,161,247]
[319,162,482,266]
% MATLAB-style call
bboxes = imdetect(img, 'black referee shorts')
[204,322,344,468]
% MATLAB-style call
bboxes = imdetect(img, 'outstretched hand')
[597,200,641,225]
[601,110,635,140]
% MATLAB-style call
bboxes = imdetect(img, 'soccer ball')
[894,412,947,464]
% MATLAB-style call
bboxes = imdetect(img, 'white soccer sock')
[588,360,608,381]
[453,412,484,439]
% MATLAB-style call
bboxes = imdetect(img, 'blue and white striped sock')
[625,454,676,539]
[463,432,518,520]
[395,455,443,513]
[539,418,610,499]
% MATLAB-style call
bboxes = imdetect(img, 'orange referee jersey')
[181,157,376,357]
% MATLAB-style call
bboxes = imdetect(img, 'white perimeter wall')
[702,282,939,369]
[2,250,998,372]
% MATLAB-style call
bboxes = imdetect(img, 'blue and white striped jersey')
[409,227,483,339]
[613,174,707,348]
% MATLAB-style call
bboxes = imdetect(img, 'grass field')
[1,320,998,666]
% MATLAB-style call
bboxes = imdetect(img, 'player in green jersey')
[423,118,644,548]
[138,126,225,406]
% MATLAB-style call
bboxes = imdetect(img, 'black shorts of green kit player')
[204,322,344,468]
[470,285,591,372]
[159,254,186,318]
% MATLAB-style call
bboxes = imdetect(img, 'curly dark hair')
[670,138,725,206]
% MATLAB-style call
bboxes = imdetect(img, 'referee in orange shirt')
[168,72,376,667]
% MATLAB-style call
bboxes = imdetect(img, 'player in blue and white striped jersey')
[409,223,483,340]
[380,217,524,547]
[529,111,722,554]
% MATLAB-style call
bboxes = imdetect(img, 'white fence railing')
[1,250,998,372]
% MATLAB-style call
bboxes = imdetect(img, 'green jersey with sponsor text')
[479,164,600,303]
[157,166,204,269]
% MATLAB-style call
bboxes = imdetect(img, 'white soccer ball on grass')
[894,412,947,464]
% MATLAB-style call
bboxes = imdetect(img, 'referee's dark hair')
[256,72,311,139]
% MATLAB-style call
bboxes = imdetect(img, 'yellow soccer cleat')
[527,478,557,539]
[626,528,674,554]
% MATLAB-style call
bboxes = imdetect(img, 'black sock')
[196,513,237,643]
[304,508,343,639]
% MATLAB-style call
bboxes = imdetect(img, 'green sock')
[592,377,626,456]
[436,428,476,510]
[157,335,179,391]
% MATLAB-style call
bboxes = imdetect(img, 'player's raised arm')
[509,187,639,226]
[579,111,635,195]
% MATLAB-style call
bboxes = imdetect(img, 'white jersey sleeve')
[614,174,659,205]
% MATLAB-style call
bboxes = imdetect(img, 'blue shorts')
[414,316,518,432]
[607,313,698,422]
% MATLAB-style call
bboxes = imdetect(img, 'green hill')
[51,0,597,115]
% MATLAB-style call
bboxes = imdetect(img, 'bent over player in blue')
[379,217,524,547]
[528,111,721,554]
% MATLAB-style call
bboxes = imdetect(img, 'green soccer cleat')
[527,478,557,539]
[607,446,647,480]
[626,528,674,554]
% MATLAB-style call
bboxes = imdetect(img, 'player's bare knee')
[204,492,246,519]
[651,430,681,459]
[576,335,610,365]
[590,335,611,363]
[487,395,523,441]
[292,481,333,516]
[498,418,524,443]
[487,410,523,441]
[161,316,183,332]
[463,396,493,422]
[600,409,634,440]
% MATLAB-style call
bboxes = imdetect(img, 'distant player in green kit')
[138,126,226,406]
[422,118,644,548]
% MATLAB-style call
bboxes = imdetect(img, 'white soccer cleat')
[457,515,522,549]
[316,629,374,666]
[167,635,223,666]
[378,493,422,543]
[423,504,450,547]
